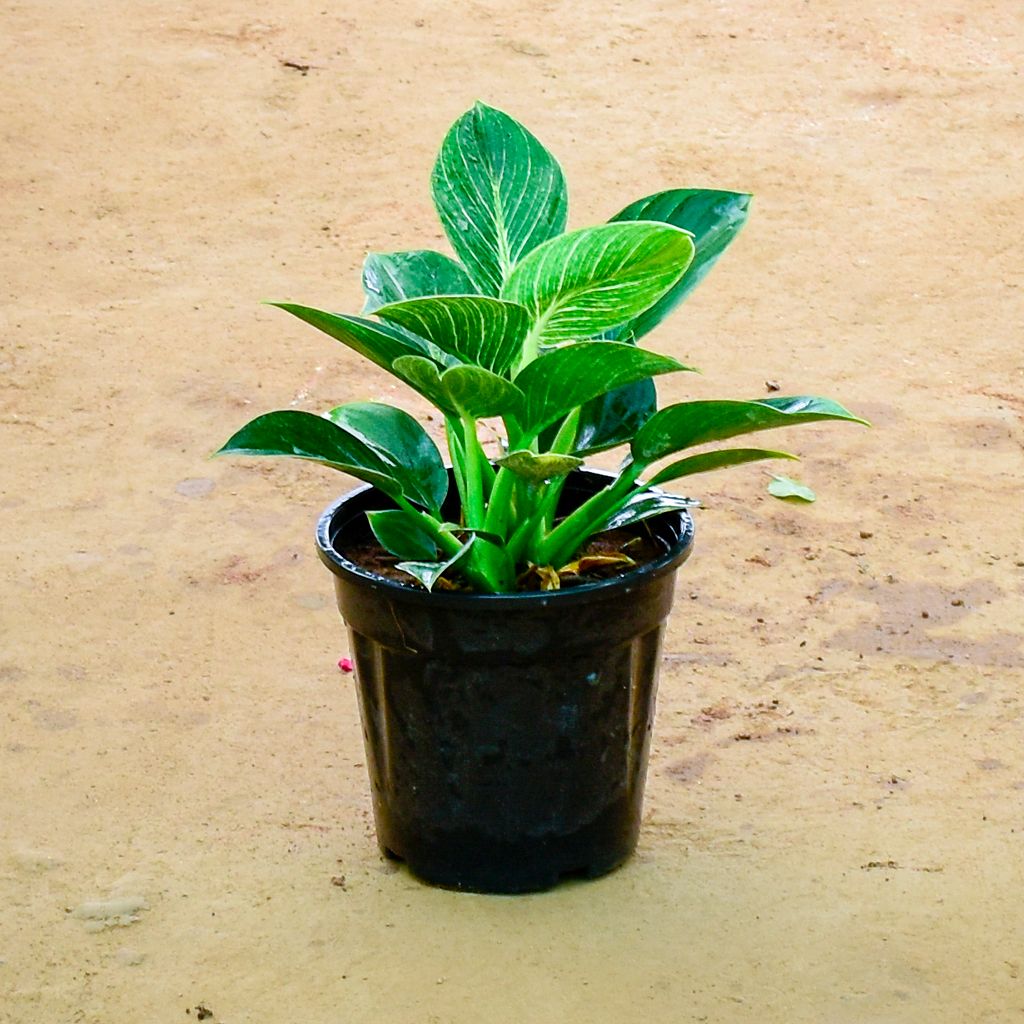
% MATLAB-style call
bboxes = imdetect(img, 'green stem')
[482,466,516,541]
[461,416,485,529]
[534,461,645,567]
[506,482,551,564]
[394,498,506,592]
[445,416,467,518]
[393,497,463,558]
[549,408,580,454]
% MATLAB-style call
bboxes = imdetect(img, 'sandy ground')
[2,0,1023,1020]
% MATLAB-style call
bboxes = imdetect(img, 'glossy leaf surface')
[270,303,437,369]
[648,447,796,486]
[609,189,751,340]
[514,341,688,437]
[442,365,524,420]
[432,102,567,296]
[391,356,458,416]
[566,328,658,455]
[325,402,447,512]
[375,295,529,375]
[632,396,868,465]
[396,537,475,592]
[361,250,477,313]
[216,411,399,498]
[600,489,698,531]
[571,379,656,455]
[502,222,695,344]
[497,450,583,483]
[366,509,440,560]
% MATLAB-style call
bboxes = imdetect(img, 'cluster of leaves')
[218,103,865,593]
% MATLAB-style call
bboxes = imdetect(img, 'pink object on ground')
[338,657,354,673]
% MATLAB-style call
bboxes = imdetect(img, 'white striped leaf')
[269,302,443,369]
[392,356,458,416]
[513,341,689,438]
[502,222,695,345]
[392,357,524,420]
[441,365,523,420]
[375,295,530,376]
[431,102,568,296]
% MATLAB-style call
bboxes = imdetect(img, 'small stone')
[859,530,873,539]
[921,610,930,619]
[72,895,148,930]
[951,598,964,607]
[175,478,215,498]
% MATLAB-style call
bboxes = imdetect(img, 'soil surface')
[2,1,1022,1022]
[341,525,666,590]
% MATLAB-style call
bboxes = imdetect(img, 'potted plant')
[217,102,866,893]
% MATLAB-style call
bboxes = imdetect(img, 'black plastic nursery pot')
[315,469,695,894]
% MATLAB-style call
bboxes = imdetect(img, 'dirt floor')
[2,0,1023,1020]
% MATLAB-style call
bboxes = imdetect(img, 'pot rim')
[315,470,695,608]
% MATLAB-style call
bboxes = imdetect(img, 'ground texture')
[2,1,1023,1021]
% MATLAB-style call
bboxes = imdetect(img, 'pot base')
[378,794,638,894]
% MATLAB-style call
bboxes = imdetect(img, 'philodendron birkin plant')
[218,102,866,593]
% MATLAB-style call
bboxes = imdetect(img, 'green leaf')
[397,537,475,592]
[571,379,657,455]
[392,356,457,416]
[648,448,797,486]
[375,295,530,376]
[600,489,698,532]
[502,222,695,345]
[514,341,689,437]
[269,302,445,370]
[768,475,817,502]
[361,250,477,313]
[325,402,448,513]
[563,330,658,455]
[632,396,869,465]
[215,410,401,498]
[432,102,568,296]
[609,189,751,340]
[392,358,523,420]
[440,524,505,546]
[496,450,583,483]
[442,365,524,420]
[366,509,440,560]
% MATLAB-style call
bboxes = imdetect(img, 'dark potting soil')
[340,525,664,593]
